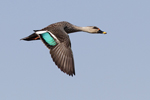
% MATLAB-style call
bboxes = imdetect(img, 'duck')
[21,21,107,76]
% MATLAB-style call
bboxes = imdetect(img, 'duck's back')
[41,21,70,42]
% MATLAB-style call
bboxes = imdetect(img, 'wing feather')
[36,30,75,76]
[50,42,75,76]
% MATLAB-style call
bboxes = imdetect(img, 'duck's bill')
[97,30,107,34]
[102,32,107,34]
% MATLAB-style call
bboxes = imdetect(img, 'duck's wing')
[50,38,75,76]
[20,33,40,41]
[36,30,75,76]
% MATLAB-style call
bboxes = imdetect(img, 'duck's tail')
[20,33,40,41]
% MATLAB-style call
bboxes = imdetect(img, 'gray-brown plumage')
[21,21,107,76]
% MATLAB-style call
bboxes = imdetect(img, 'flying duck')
[21,21,107,76]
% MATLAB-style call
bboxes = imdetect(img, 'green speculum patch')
[41,32,57,46]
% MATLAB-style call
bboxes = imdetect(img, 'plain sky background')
[0,0,150,100]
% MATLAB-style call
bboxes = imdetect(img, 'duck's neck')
[65,22,90,33]
[77,26,91,33]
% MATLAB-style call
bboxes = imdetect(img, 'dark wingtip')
[20,38,25,41]
[20,37,32,41]
[33,30,40,32]
[20,33,40,41]
[68,71,75,77]
[62,70,75,77]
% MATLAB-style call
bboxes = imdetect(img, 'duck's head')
[83,26,107,34]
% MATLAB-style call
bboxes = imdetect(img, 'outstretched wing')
[50,40,75,76]
[36,31,75,76]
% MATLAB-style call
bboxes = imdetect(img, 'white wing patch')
[35,31,47,34]
[35,30,60,43]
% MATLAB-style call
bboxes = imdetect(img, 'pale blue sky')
[0,0,150,100]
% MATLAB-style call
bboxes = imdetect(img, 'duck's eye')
[93,27,99,29]
[64,26,67,29]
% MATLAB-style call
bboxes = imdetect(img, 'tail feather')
[20,33,40,41]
